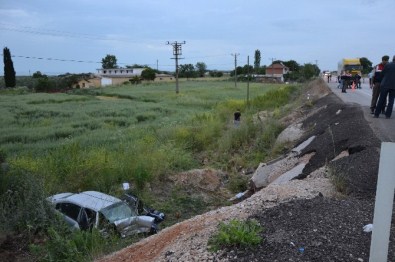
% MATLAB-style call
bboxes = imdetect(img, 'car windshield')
[100,202,136,223]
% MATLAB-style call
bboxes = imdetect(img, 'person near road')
[340,71,352,93]
[355,73,362,89]
[374,55,395,118]
[370,55,390,114]
[368,70,374,87]
[326,73,332,83]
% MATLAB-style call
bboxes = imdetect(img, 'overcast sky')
[1,0,394,75]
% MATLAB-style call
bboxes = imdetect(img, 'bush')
[226,173,249,193]
[30,227,117,262]
[251,85,297,110]
[35,78,53,92]
[208,219,263,252]
[0,169,58,235]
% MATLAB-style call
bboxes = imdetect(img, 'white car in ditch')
[47,191,157,237]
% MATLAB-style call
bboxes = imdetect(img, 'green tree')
[242,64,254,75]
[101,54,118,69]
[230,66,243,77]
[59,74,81,89]
[283,60,300,72]
[255,66,266,75]
[126,64,148,68]
[272,60,283,65]
[32,71,48,79]
[35,77,53,92]
[3,47,16,87]
[141,67,156,80]
[209,71,223,77]
[179,64,196,79]
[195,62,207,77]
[129,75,142,84]
[359,57,373,74]
[300,63,320,80]
[254,50,261,73]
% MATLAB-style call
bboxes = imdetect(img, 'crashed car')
[47,191,158,237]
[121,191,165,224]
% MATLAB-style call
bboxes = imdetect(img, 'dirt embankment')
[98,78,387,262]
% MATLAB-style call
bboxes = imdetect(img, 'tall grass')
[1,80,305,260]
[208,219,263,252]
[2,81,296,190]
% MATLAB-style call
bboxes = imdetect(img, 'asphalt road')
[325,77,395,142]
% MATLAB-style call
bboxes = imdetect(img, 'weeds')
[0,80,306,260]
[208,219,263,252]
[330,172,349,194]
[0,169,58,235]
[30,228,119,262]
[328,166,349,195]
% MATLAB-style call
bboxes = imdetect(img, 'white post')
[369,142,395,262]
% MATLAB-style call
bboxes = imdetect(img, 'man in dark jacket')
[374,55,395,118]
[370,55,389,113]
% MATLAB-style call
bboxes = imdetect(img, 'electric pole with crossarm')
[167,41,186,94]
[231,53,239,88]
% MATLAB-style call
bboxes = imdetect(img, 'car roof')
[50,191,122,212]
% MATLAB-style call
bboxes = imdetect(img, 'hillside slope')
[98,80,393,261]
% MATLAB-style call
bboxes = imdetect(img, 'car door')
[56,202,82,230]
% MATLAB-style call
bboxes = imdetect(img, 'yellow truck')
[337,58,362,76]
[338,58,363,89]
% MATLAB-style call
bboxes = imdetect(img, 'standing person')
[355,73,362,88]
[374,55,395,118]
[340,71,351,93]
[370,55,390,114]
[337,73,342,88]
[368,69,374,87]
[234,109,241,126]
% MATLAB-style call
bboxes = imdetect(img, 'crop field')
[0,79,306,260]
[0,80,299,195]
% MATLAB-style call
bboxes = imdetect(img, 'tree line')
[2,48,375,90]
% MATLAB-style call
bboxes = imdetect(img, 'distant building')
[72,75,101,88]
[154,73,174,82]
[97,68,145,86]
[265,62,290,82]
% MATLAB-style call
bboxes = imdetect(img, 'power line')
[0,23,141,43]
[9,54,101,64]
[0,54,179,68]
[1,23,238,70]
[1,53,235,71]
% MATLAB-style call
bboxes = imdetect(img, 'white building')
[96,68,145,86]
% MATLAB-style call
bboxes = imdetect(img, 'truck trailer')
[337,58,362,76]
[338,58,363,89]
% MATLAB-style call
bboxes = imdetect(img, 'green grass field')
[1,80,300,193]
[0,79,306,261]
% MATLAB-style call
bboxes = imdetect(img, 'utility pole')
[269,57,276,77]
[167,41,186,94]
[231,53,239,87]
[247,56,250,105]
[156,59,158,71]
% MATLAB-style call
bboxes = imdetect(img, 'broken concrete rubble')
[250,135,316,190]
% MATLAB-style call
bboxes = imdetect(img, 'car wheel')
[149,224,158,235]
